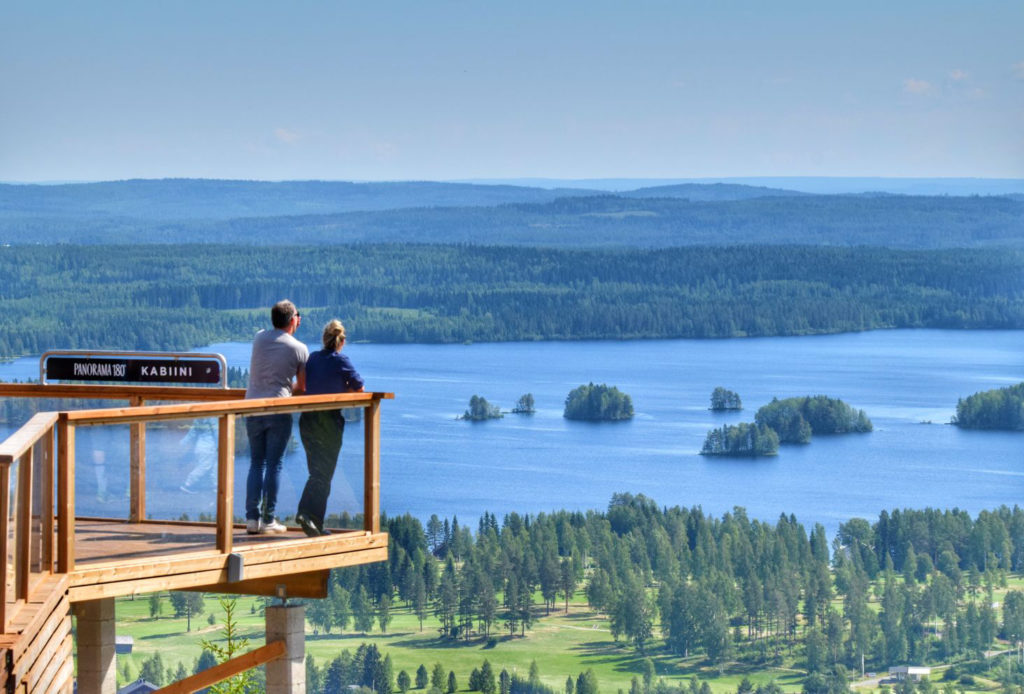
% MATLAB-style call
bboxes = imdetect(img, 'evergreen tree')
[353,585,375,633]
[432,663,447,690]
[480,660,496,694]
[379,593,393,633]
[200,597,255,694]
[307,655,323,694]
[139,652,165,686]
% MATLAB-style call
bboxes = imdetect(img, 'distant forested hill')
[2,187,1021,248]
[619,182,810,201]
[0,179,604,220]
[0,244,1020,355]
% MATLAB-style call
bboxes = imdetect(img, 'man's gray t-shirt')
[245,329,309,399]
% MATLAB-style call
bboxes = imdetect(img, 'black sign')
[45,356,222,385]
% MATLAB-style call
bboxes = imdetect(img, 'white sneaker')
[246,519,263,535]
[262,518,288,534]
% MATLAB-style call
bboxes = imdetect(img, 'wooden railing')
[0,412,58,632]
[0,384,393,631]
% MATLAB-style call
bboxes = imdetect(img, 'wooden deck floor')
[74,519,315,563]
[66,519,388,601]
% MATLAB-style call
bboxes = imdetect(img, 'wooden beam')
[193,569,330,599]
[0,412,58,465]
[216,414,235,554]
[63,391,393,426]
[16,602,71,683]
[154,640,285,694]
[69,545,387,602]
[25,631,72,694]
[56,417,74,574]
[129,395,146,523]
[17,448,32,601]
[7,575,70,675]
[364,398,381,534]
[0,462,10,632]
[41,426,54,575]
[69,530,386,581]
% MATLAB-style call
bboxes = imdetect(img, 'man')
[244,299,308,534]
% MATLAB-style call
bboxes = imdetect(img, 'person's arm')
[338,353,364,393]
[293,346,309,395]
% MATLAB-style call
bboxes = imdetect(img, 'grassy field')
[115,575,1024,693]
[114,591,806,693]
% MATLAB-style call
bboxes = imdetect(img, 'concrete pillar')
[74,597,116,694]
[266,603,305,694]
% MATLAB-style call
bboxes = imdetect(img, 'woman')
[296,319,364,537]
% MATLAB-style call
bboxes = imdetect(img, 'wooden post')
[216,414,235,554]
[0,462,9,632]
[57,416,75,574]
[129,395,146,522]
[16,448,32,600]
[363,398,380,534]
[41,426,54,574]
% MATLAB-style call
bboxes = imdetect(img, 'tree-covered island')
[754,395,872,443]
[460,395,503,421]
[512,393,536,414]
[700,422,779,457]
[709,387,742,411]
[563,383,634,421]
[954,382,1024,430]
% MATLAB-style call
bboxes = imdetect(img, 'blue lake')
[1,329,1021,538]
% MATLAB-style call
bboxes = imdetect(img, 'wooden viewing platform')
[0,382,394,693]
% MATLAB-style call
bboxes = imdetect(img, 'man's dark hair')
[271,300,297,329]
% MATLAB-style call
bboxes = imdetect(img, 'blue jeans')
[297,410,344,527]
[245,414,292,521]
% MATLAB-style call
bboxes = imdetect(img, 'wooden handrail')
[0,412,58,631]
[0,412,58,465]
[64,391,394,425]
[153,639,286,694]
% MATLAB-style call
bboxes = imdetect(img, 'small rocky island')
[460,395,503,421]
[512,393,536,414]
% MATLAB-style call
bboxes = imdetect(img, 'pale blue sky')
[2,1,1022,182]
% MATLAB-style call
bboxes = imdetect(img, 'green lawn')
[114,573,1024,693]
[115,593,805,693]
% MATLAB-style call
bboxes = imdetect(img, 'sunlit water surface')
[1,330,1020,538]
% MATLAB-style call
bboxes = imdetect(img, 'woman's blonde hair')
[322,319,347,352]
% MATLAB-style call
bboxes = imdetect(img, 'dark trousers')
[298,409,344,526]
[245,413,292,522]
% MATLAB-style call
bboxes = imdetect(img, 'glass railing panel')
[5,460,17,611]
[74,424,130,519]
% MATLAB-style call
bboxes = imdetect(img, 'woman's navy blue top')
[305,349,364,395]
